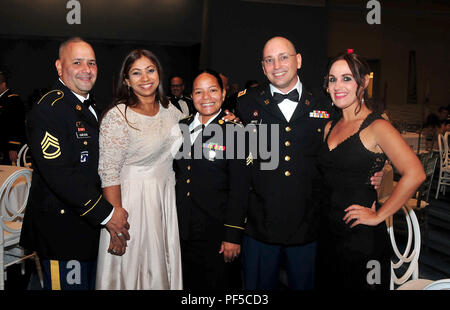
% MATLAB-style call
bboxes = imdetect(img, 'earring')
[326,88,329,93]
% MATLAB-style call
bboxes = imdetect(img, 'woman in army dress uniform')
[174,70,250,289]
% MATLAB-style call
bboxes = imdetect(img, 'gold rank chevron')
[41,131,61,159]
[246,152,253,166]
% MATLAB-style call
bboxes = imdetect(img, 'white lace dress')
[96,103,183,290]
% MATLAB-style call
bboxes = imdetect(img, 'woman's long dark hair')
[324,53,374,115]
[101,49,168,126]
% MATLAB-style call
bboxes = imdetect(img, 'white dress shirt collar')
[269,75,302,99]
[269,76,302,122]
[59,78,97,120]
[189,109,222,145]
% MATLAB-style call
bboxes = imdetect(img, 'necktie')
[169,97,184,113]
[190,124,204,134]
[83,97,95,108]
[272,89,299,105]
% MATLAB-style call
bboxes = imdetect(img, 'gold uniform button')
[285,171,291,176]
[60,209,65,214]
[186,192,190,197]
[285,141,291,147]
[187,165,191,170]
[84,141,88,145]
[285,126,291,132]
[285,156,291,161]
[317,128,322,133]
[186,179,191,184]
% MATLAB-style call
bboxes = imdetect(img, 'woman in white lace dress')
[95,49,183,289]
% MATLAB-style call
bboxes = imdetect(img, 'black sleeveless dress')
[315,112,391,290]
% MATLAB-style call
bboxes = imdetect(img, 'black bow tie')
[83,97,95,108]
[272,89,299,104]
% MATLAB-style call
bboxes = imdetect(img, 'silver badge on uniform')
[208,149,216,161]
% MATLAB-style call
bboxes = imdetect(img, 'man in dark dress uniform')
[169,76,194,116]
[237,36,384,290]
[19,37,130,290]
[236,36,334,290]
[0,70,26,164]
[174,70,251,289]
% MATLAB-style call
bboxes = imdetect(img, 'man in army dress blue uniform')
[20,37,130,290]
[236,36,383,290]
[236,36,333,290]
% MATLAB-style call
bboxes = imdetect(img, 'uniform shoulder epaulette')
[37,89,64,107]
[7,94,19,97]
[180,114,193,122]
[237,89,247,98]
[227,119,244,127]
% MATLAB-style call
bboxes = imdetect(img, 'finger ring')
[117,232,123,237]
[112,249,117,254]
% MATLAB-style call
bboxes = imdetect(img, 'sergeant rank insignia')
[237,89,247,97]
[41,131,61,159]
[309,110,330,119]
[246,152,253,166]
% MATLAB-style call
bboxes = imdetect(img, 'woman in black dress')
[315,53,425,290]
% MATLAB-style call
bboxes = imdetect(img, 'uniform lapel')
[56,80,99,128]
[202,111,226,142]
[258,85,286,122]
[289,85,310,123]
[79,103,99,128]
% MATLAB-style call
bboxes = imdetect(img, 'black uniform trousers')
[181,234,242,290]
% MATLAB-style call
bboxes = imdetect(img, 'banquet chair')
[16,144,31,168]
[386,206,421,290]
[379,153,437,249]
[435,133,450,199]
[0,167,42,290]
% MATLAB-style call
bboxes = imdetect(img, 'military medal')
[209,149,216,161]
[309,110,330,119]
[305,99,310,106]
[203,142,225,161]
[264,99,269,105]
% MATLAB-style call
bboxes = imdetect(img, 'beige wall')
[327,2,450,125]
